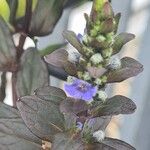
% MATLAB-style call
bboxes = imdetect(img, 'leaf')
[44,49,68,68]
[0,132,42,150]
[87,66,107,78]
[63,30,83,54]
[34,86,67,104]
[102,137,136,150]
[39,42,67,56]
[114,13,121,34]
[60,97,89,115]
[45,49,77,76]
[112,33,135,55]
[0,102,42,150]
[106,57,143,83]
[82,117,111,134]
[100,18,114,33]
[85,143,116,150]
[16,48,49,97]
[6,0,17,24]
[47,63,68,80]
[17,95,65,142]
[101,2,114,19]
[51,133,84,150]
[0,17,17,72]
[60,98,89,129]
[29,0,66,36]
[91,95,136,117]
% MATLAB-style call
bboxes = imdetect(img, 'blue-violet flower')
[64,78,97,101]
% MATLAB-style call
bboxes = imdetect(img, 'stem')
[12,0,33,107]
[0,72,6,102]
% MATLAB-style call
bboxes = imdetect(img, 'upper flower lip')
[64,78,97,101]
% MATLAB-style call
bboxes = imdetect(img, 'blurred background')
[3,0,150,149]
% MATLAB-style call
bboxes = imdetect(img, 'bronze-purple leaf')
[87,66,107,78]
[34,86,67,104]
[82,117,111,134]
[16,48,49,97]
[0,17,17,72]
[91,95,136,117]
[51,133,84,150]
[106,57,143,83]
[101,2,114,19]
[0,102,42,150]
[112,33,135,55]
[17,95,65,142]
[29,0,66,36]
[60,97,89,115]
[45,49,77,76]
[114,13,121,34]
[63,30,83,54]
[100,18,114,34]
[102,137,136,150]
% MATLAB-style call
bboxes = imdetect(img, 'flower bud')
[94,78,102,85]
[93,130,105,142]
[102,48,113,58]
[67,76,75,83]
[83,72,91,81]
[109,57,122,70]
[97,90,108,102]
[90,53,103,65]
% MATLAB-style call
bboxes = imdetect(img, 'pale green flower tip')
[90,53,104,65]
[83,46,94,56]
[93,130,105,142]
[102,48,113,58]
[97,90,108,102]
[96,35,106,42]
[67,76,75,83]
[101,76,107,83]
[77,71,83,79]
[83,35,92,44]
[94,78,102,85]
[109,57,122,70]
[83,72,91,81]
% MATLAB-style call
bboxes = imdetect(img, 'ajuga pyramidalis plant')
[0,0,143,149]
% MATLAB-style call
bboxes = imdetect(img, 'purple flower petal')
[64,78,97,101]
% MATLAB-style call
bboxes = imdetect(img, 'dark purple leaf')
[85,143,116,150]
[17,95,65,142]
[100,18,114,33]
[91,95,136,117]
[83,117,111,134]
[0,102,42,150]
[29,0,66,36]
[63,30,83,54]
[0,17,17,72]
[45,49,77,76]
[51,133,84,150]
[102,137,136,150]
[87,66,107,78]
[16,48,49,97]
[112,33,135,55]
[60,97,89,115]
[101,2,114,19]
[114,13,121,34]
[106,57,143,83]
[34,86,67,104]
